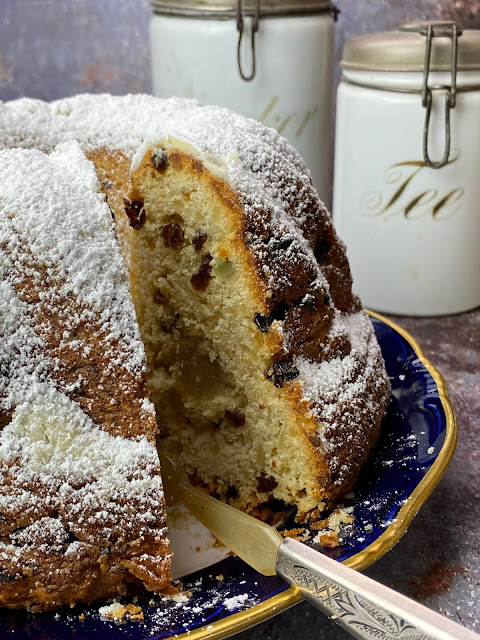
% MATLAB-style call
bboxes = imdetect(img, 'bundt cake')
[0,94,390,522]
[0,141,172,611]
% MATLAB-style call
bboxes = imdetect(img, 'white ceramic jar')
[150,0,337,202]
[333,23,480,316]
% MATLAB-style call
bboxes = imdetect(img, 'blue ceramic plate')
[0,312,456,640]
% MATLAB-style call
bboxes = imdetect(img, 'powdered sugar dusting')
[0,142,169,608]
[297,311,390,483]
[0,388,164,540]
[298,312,378,412]
[0,142,144,383]
[0,94,199,155]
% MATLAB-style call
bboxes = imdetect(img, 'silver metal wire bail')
[236,0,260,81]
[421,22,461,170]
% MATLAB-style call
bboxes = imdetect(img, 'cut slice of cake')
[0,141,172,611]
[118,112,391,520]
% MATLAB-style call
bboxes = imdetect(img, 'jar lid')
[151,0,333,17]
[341,21,480,71]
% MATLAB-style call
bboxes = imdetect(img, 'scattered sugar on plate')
[162,592,191,604]
[223,594,249,611]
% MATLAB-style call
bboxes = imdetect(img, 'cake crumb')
[281,527,304,538]
[318,531,339,547]
[328,508,354,528]
[162,591,190,604]
[280,528,310,542]
[99,602,144,621]
[305,506,355,548]
[297,507,322,524]
[213,538,225,548]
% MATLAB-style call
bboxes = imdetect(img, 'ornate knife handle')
[276,538,479,640]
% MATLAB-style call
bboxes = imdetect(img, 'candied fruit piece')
[153,290,168,305]
[256,473,278,493]
[215,259,235,280]
[224,409,245,429]
[170,152,182,169]
[192,231,207,253]
[123,198,146,230]
[265,360,299,387]
[254,314,272,333]
[161,223,185,249]
[190,255,213,291]
[151,149,169,172]
[254,302,289,333]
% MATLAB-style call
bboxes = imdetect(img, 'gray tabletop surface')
[0,1,479,638]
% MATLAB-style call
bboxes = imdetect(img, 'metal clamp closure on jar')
[235,0,340,81]
[152,0,337,82]
[417,22,462,169]
[340,22,480,171]
[236,0,260,81]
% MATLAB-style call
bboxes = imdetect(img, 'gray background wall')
[1,0,479,102]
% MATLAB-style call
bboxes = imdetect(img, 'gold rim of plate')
[165,311,458,640]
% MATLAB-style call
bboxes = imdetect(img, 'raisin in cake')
[0,141,172,611]
[0,94,391,520]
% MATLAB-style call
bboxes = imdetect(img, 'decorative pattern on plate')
[0,313,456,640]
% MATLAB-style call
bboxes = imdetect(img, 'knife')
[161,455,479,640]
